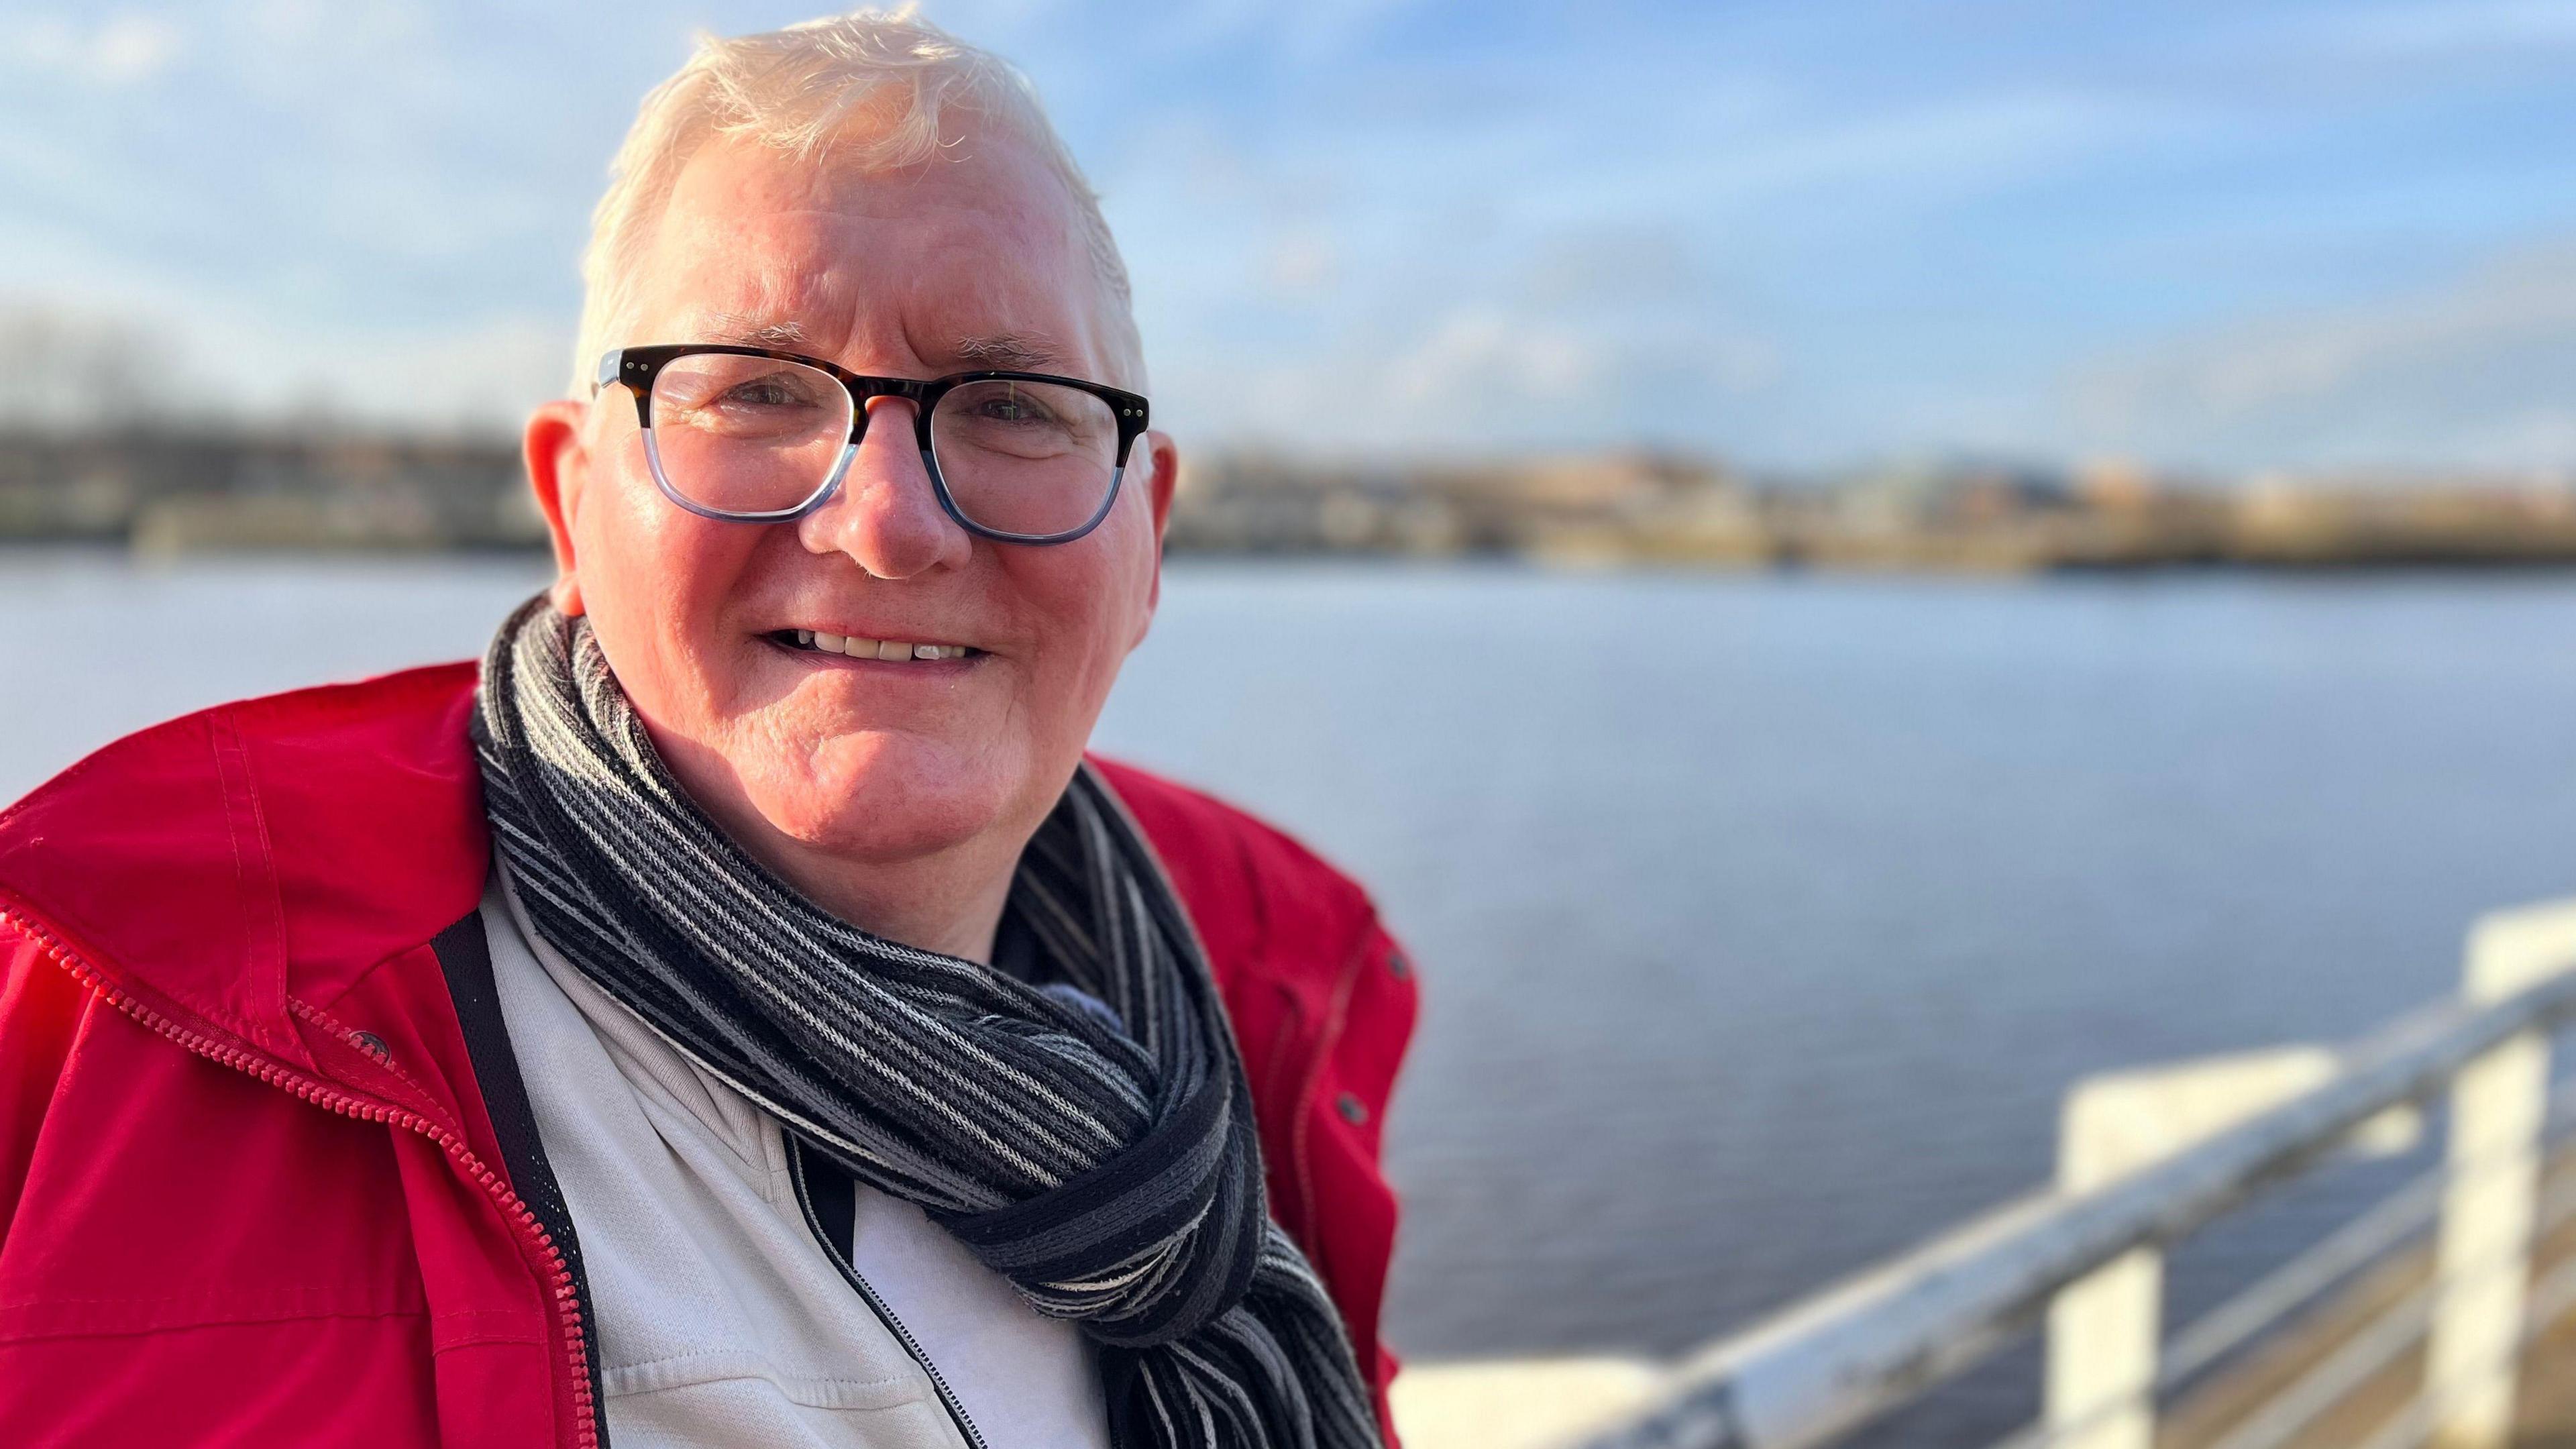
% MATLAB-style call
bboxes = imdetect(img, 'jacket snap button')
[1336,1092,1367,1126]
[351,1030,390,1058]
[1385,949,1410,981]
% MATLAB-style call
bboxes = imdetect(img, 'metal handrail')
[1571,965,2576,1449]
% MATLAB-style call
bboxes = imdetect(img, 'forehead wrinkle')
[659,244,1091,380]
[645,150,1119,383]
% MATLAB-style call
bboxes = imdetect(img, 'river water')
[7,550,2576,1381]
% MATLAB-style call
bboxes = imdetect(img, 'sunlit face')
[528,119,1175,894]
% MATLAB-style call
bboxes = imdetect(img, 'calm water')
[9,550,2576,1373]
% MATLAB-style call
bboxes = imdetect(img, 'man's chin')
[748,735,1024,865]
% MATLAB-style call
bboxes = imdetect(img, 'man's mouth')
[767,629,979,663]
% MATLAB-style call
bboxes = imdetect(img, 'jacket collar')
[0,662,492,1067]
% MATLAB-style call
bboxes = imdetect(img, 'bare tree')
[0,309,168,434]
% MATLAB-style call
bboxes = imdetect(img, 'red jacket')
[0,663,1415,1448]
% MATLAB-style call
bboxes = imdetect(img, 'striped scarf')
[473,598,1380,1449]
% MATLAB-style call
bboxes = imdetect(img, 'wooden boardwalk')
[2157,1150,2576,1449]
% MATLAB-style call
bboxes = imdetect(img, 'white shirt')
[482,873,1112,1449]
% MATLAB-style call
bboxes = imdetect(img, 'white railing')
[1394,898,2576,1449]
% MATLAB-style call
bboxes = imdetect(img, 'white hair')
[571,7,1140,395]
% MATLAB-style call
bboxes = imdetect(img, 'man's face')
[529,121,1175,883]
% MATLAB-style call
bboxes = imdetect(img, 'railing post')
[2424,901,2576,1449]
[2045,1049,2373,1449]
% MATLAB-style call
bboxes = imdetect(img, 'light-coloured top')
[482,873,1111,1449]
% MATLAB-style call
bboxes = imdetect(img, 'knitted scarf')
[472,598,1378,1449]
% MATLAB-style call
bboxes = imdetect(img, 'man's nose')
[794,394,974,578]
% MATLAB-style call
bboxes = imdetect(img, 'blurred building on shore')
[1165,450,1766,565]
[0,427,541,554]
[5,422,2576,572]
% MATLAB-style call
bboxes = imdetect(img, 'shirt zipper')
[3,904,602,1449]
[786,1138,990,1449]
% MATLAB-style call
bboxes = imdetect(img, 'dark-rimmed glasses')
[595,344,1150,545]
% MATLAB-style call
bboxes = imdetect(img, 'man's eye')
[726,378,812,409]
[975,396,1051,425]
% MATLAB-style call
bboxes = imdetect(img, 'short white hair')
[571,7,1140,395]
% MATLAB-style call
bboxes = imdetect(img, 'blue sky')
[2,0,2574,473]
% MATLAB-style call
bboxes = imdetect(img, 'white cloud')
[1149,292,1778,458]
[0,216,571,435]
[93,13,180,83]
[1389,306,1605,415]
[1627,89,2211,219]
[2,11,183,87]
[1263,230,1338,294]
[264,312,574,430]
[1150,0,1434,64]
[2317,0,2576,56]
[2067,243,2576,470]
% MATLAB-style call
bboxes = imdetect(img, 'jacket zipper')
[786,1138,989,1449]
[2,905,601,1449]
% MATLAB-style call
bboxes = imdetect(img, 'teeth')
[790,631,967,661]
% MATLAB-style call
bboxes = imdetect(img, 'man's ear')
[524,398,591,616]
[1136,429,1180,641]
[1143,430,1179,542]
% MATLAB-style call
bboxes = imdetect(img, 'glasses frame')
[595,343,1151,545]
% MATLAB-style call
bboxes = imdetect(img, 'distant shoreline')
[7,427,2575,573]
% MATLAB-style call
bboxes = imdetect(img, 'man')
[0,12,1413,1449]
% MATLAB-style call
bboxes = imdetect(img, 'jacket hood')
[0,662,491,1067]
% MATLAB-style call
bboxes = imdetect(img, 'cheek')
[1009,504,1159,713]
[572,461,758,718]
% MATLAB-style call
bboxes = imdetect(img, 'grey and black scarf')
[473,598,1379,1449]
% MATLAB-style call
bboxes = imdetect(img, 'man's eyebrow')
[701,315,809,349]
[949,332,1065,372]
[684,319,1067,373]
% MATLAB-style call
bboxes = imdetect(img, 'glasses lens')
[647,353,853,515]
[930,379,1122,538]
